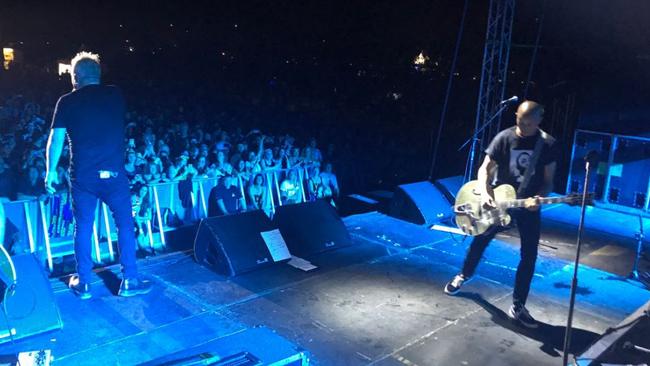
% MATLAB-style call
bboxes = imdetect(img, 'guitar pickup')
[453,204,470,214]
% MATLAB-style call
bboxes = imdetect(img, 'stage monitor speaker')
[193,210,283,276]
[389,181,453,226]
[0,254,62,344]
[576,300,650,365]
[273,199,352,258]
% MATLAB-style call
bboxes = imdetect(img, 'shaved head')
[515,100,544,137]
[516,100,544,119]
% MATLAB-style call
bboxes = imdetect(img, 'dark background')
[1,0,649,192]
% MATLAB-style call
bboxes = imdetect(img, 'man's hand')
[44,171,57,194]
[480,192,497,209]
[525,196,541,211]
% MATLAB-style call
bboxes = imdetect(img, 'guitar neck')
[498,196,571,209]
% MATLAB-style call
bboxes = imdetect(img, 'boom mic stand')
[562,150,598,366]
[459,102,511,183]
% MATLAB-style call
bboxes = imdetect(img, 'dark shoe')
[444,274,472,295]
[118,277,152,297]
[69,275,92,300]
[508,304,538,328]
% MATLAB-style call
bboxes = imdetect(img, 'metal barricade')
[2,165,322,274]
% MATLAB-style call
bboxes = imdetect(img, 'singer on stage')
[45,51,152,299]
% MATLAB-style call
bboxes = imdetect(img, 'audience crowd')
[0,92,340,207]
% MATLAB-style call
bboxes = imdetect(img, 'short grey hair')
[71,51,101,82]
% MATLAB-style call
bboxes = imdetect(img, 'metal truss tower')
[465,0,516,181]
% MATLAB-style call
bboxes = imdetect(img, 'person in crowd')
[45,51,151,299]
[261,148,281,171]
[288,147,303,167]
[124,150,140,183]
[131,183,153,252]
[168,154,197,181]
[307,165,329,201]
[188,145,200,163]
[230,143,247,167]
[17,165,47,200]
[194,155,209,177]
[156,144,172,170]
[208,175,244,216]
[143,160,166,184]
[303,137,323,164]
[280,169,303,205]
[247,173,268,211]
[214,150,233,177]
[320,162,340,198]
[199,144,210,159]
[234,159,250,186]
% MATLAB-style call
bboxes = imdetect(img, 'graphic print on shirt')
[510,149,533,183]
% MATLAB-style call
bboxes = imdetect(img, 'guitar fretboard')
[497,196,574,209]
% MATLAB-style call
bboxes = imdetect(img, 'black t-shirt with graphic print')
[484,126,557,198]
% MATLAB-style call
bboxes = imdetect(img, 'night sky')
[1,0,648,181]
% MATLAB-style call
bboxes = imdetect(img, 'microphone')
[499,96,519,105]
[584,150,599,164]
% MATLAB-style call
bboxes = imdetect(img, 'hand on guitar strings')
[480,192,497,210]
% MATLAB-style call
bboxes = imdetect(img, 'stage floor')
[2,211,649,365]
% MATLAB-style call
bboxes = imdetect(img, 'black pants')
[71,173,137,283]
[461,208,540,307]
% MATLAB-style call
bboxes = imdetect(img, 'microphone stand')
[459,102,510,183]
[628,214,649,287]
[562,151,597,366]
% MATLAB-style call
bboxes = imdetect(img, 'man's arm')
[477,155,497,206]
[217,199,228,215]
[45,128,66,194]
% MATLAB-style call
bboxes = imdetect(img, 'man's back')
[51,84,126,180]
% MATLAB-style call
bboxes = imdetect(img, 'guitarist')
[444,100,557,328]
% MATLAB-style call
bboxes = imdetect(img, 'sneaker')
[118,277,153,297]
[508,304,538,328]
[69,275,92,300]
[444,274,471,295]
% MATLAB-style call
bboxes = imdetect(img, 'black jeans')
[460,208,540,307]
[71,173,137,283]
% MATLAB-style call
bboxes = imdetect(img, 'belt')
[98,170,119,179]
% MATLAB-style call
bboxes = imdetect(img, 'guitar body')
[454,180,516,236]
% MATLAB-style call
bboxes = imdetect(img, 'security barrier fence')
[2,166,325,273]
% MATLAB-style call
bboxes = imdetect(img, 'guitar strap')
[517,129,547,197]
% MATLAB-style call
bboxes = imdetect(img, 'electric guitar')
[453,180,586,236]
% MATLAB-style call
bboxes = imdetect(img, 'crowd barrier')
[2,165,325,273]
